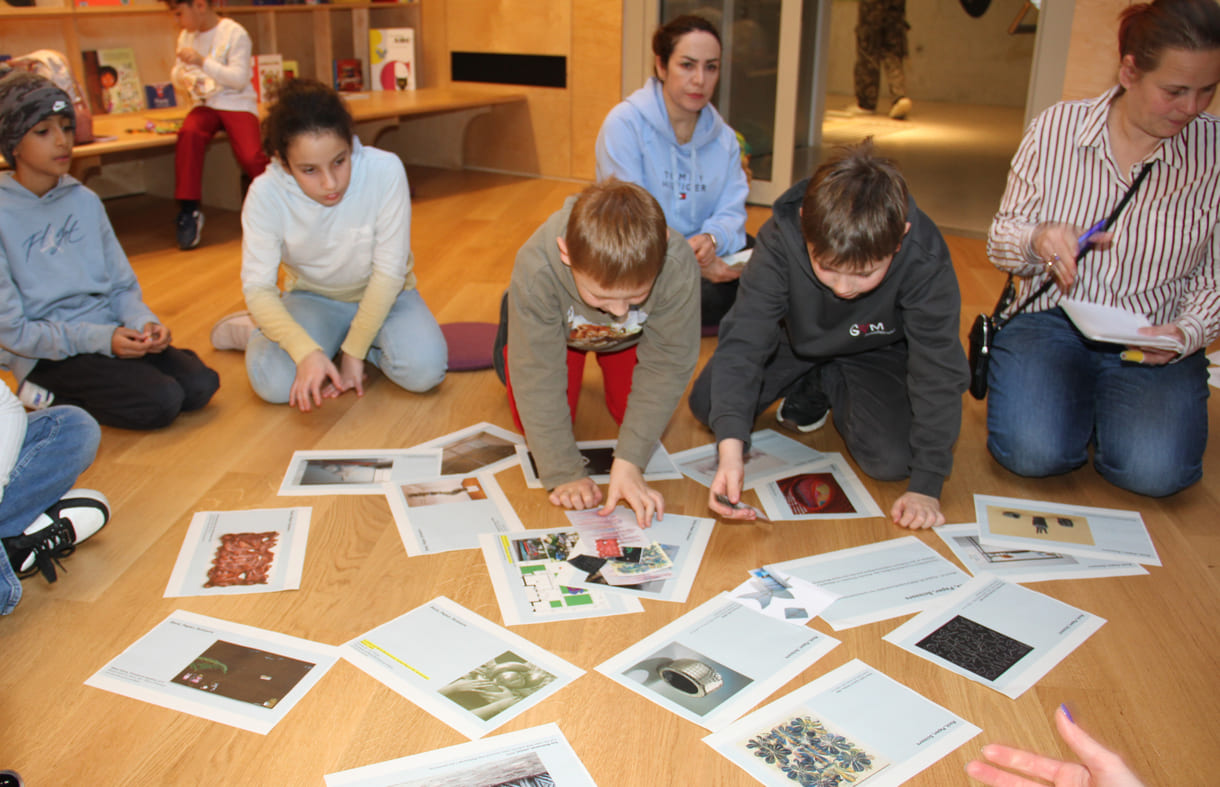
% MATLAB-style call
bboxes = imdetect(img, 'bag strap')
[990,160,1155,330]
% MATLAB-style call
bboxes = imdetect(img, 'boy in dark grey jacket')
[690,142,967,528]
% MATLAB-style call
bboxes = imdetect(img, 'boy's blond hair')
[565,180,668,289]
[801,139,909,273]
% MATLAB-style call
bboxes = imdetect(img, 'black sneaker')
[176,209,205,250]
[776,393,830,433]
[3,490,110,583]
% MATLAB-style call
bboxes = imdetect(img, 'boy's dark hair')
[1118,0,1220,73]
[565,180,668,290]
[653,15,722,72]
[261,78,354,162]
[800,139,909,273]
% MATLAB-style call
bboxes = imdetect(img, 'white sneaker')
[889,97,913,120]
[845,103,877,117]
[210,311,256,351]
[4,489,110,582]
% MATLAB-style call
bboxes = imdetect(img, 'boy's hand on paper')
[290,350,346,413]
[966,706,1145,787]
[549,477,603,511]
[111,326,149,358]
[328,352,366,398]
[601,458,663,528]
[710,438,754,520]
[891,491,944,529]
[1128,324,1185,366]
[142,322,171,353]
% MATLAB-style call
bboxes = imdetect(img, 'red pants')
[174,106,269,201]
[504,345,638,432]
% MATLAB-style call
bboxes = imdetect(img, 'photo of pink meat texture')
[205,532,279,587]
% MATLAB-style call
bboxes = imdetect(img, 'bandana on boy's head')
[0,71,76,167]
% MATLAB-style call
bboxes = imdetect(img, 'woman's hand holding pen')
[1031,222,1113,292]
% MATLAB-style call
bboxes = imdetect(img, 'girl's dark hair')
[652,14,721,72]
[1118,0,1220,73]
[261,78,354,162]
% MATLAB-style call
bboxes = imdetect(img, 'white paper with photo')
[670,428,826,490]
[974,494,1160,566]
[755,454,883,520]
[883,576,1105,699]
[324,723,596,787]
[517,439,681,488]
[479,529,643,626]
[704,659,981,787]
[164,507,311,597]
[342,596,584,739]
[411,422,524,476]
[728,568,838,625]
[596,592,840,731]
[557,508,714,603]
[84,610,339,735]
[769,537,969,630]
[279,448,442,495]
[935,523,1148,583]
[385,471,524,556]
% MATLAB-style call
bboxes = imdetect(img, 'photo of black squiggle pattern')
[916,615,1033,681]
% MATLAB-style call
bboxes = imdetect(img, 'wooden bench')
[5,87,526,210]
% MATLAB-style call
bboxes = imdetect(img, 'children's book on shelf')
[251,54,284,103]
[144,82,176,109]
[369,28,415,91]
[282,59,299,81]
[333,58,363,92]
[83,48,144,114]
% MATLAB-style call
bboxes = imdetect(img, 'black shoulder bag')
[967,161,1154,400]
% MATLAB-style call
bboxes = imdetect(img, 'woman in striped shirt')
[985,0,1220,497]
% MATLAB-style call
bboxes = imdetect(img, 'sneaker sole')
[776,407,829,434]
[210,312,255,351]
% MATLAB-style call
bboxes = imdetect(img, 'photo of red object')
[777,472,856,515]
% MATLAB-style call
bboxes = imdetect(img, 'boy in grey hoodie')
[0,72,218,430]
[690,143,968,528]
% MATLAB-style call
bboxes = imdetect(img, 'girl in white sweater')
[236,80,447,412]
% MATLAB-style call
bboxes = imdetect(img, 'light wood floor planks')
[2,167,1218,785]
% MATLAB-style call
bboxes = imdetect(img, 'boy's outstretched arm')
[891,490,944,529]
[708,438,757,521]
[600,458,663,529]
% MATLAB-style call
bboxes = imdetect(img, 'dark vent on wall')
[450,52,567,88]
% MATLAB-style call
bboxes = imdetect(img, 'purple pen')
[1076,219,1106,256]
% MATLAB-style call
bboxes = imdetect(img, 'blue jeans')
[246,289,448,403]
[987,308,1208,497]
[1,406,101,614]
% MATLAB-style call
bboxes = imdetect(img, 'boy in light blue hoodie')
[0,72,219,430]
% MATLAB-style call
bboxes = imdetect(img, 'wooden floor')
[2,168,1218,786]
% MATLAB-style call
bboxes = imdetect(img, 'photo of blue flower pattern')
[743,714,888,785]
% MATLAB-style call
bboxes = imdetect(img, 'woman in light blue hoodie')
[595,14,750,328]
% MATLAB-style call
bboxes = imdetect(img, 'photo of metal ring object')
[658,658,724,697]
